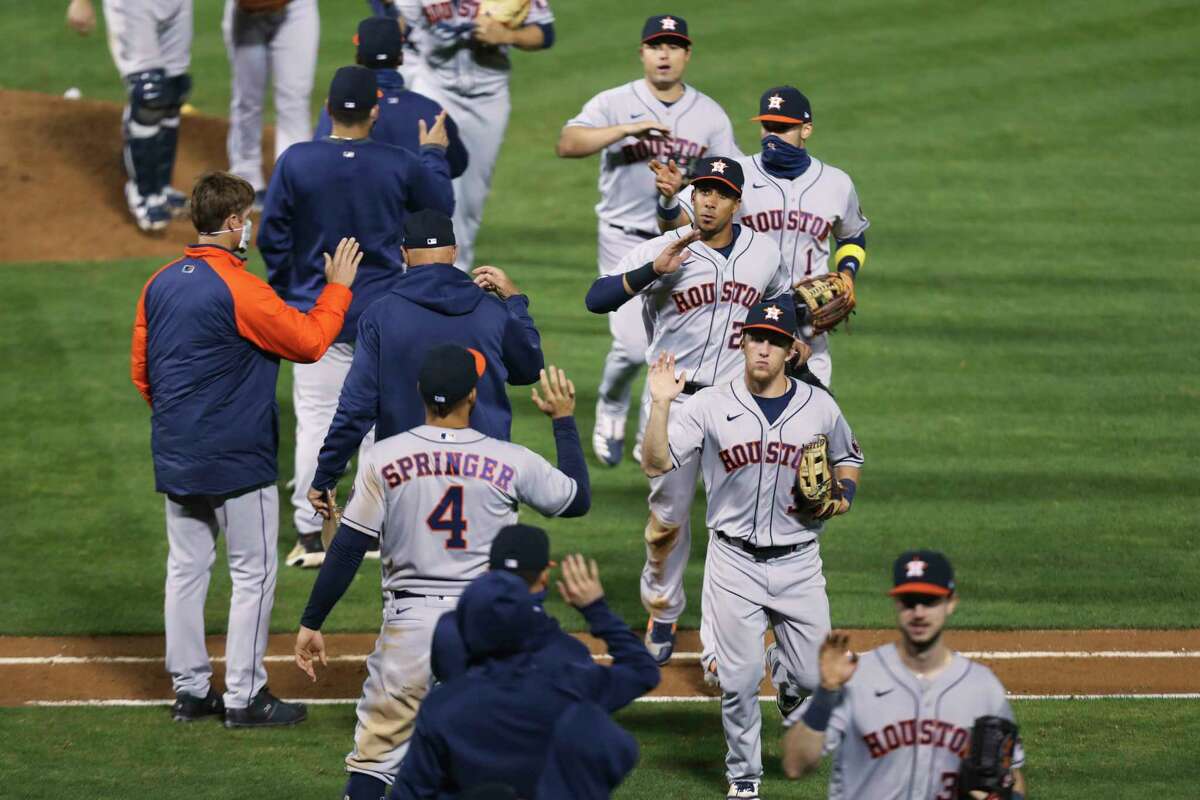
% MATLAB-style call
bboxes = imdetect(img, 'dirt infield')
[0,89,271,264]
[2,629,1197,706]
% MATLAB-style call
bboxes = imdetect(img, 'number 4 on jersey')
[427,486,468,550]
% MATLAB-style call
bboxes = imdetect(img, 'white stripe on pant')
[164,485,278,710]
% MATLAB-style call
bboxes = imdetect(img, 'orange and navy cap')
[742,298,799,340]
[641,14,690,47]
[690,156,744,197]
[890,550,956,597]
[419,344,486,407]
[355,17,403,64]
[752,85,813,125]
[329,65,379,112]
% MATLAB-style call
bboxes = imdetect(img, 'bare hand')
[66,0,96,35]
[323,237,363,287]
[653,230,701,275]
[308,486,336,520]
[295,626,327,683]
[531,366,576,419]
[418,110,450,150]
[473,15,513,46]
[818,632,858,691]
[787,340,813,369]
[472,265,519,299]
[556,554,603,607]
[625,120,671,140]
[649,159,684,199]
[647,352,687,404]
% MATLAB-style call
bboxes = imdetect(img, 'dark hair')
[693,182,740,201]
[762,119,804,134]
[330,106,373,127]
[425,394,471,420]
[190,171,255,234]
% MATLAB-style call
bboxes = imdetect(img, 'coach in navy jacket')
[389,564,659,800]
[315,18,468,179]
[311,211,543,493]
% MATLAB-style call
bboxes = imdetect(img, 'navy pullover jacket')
[536,702,639,800]
[390,572,659,800]
[258,137,453,344]
[315,69,468,179]
[312,264,543,491]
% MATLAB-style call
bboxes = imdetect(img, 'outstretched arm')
[641,353,687,477]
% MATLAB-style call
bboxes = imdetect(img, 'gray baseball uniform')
[222,0,320,193]
[566,80,741,433]
[680,153,869,384]
[616,226,791,624]
[337,424,578,784]
[806,644,1026,800]
[398,0,555,271]
[668,378,864,783]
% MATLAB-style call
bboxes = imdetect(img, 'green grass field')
[2,0,1199,796]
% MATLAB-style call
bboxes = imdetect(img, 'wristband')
[838,478,857,506]
[658,201,682,221]
[658,193,679,209]
[799,685,840,732]
[625,261,660,294]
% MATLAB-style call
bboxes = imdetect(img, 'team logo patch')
[905,558,928,578]
[764,305,782,321]
[660,16,677,30]
[344,101,357,109]
[768,93,785,110]
[711,159,728,174]
[426,237,438,245]
[343,151,356,158]
[182,264,194,273]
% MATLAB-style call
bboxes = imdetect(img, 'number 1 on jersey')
[427,486,468,550]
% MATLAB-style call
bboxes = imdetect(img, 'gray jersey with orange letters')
[340,424,577,595]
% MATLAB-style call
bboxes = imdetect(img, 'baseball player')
[557,13,742,467]
[315,17,469,179]
[293,347,589,800]
[369,0,557,271]
[67,0,193,231]
[257,66,454,569]
[641,297,863,800]
[223,0,319,209]
[782,551,1028,800]
[585,157,792,664]
[656,86,870,385]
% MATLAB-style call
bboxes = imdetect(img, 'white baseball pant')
[103,0,192,78]
[596,222,653,426]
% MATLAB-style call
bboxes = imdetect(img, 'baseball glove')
[794,272,856,335]
[793,435,842,519]
[319,490,342,552]
[477,0,531,28]
[958,716,1019,799]
[237,0,291,14]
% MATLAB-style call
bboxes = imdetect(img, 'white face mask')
[209,215,252,255]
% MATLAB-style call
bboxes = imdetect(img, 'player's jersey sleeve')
[826,404,865,468]
[512,446,578,517]
[607,234,660,279]
[833,180,870,240]
[667,393,706,468]
[340,451,388,539]
[526,0,554,26]
[565,89,612,129]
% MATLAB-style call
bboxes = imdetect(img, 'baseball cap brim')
[642,32,691,45]
[888,582,954,597]
[467,347,487,378]
[752,113,808,124]
[691,175,741,197]
[741,322,794,338]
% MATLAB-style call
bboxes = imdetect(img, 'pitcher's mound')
[0,88,272,264]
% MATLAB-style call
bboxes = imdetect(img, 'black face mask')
[760,134,811,179]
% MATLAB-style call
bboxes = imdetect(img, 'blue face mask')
[760,134,811,179]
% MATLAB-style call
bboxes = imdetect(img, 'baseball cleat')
[171,688,224,722]
[223,688,307,728]
[163,186,189,217]
[764,643,807,717]
[644,619,677,665]
[727,780,760,799]
[125,182,170,232]
[592,404,625,467]
[286,532,325,569]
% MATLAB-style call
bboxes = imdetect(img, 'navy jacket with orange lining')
[131,245,351,497]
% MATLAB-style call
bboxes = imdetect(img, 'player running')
[293,346,589,800]
[585,157,792,666]
[782,550,1028,800]
[641,298,863,800]
[557,14,741,467]
[655,86,870,385]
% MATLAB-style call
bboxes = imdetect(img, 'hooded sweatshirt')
[313,264,543,491]
[391,571,659,800]
[535,702,640,800]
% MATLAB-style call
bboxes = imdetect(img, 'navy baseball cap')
[328,66,379,113]
[742,297,799,339]
[418,344,486,407]
[752,86,812,125]
[890,550,956,597]
[355,17,403,65]
[489,524,551,573]
[641,14,690,46]
[403,209,456,249]
[690,156,744,197]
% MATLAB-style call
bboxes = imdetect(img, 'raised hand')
[556,553,604,608]
[472,265,519,299]
[647,352,687,404]
[531,366,576,419]
[653,229,702,275]
[418,110,450,150]
[66,0,96,35]
[818,632,859,690]
[649,158,684,199]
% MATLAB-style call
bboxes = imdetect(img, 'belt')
[715,531,813,561]
[682,381,708,395]
[607,222,657,240]
[389,590,456,600]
